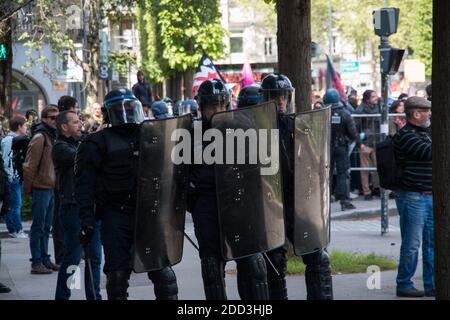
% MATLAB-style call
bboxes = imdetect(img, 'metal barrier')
[344,113,406,235]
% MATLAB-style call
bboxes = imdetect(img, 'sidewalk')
[0,198,433,300]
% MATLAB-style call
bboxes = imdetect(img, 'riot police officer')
[237,84,262,108]
[324,88,360,211]
[189,79,269,300]
[261,73,333,300]
[74,88,178,300]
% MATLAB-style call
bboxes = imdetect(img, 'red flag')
[326,54,346,101]
[192,53,226,97]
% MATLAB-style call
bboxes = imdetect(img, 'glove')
[79,225,95,246]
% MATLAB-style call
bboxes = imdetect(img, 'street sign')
[340,61,360,74]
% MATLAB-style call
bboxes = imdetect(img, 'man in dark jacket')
[53,111,102,300]
[132,71,153,107]
[393,97,433,298]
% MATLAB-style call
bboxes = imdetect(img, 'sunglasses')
[45,115,57,120]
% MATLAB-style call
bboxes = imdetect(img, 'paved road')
[0,213,433,300]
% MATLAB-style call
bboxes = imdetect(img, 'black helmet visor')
[105,99,145,126]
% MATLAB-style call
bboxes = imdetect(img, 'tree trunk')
[276,0,311,113]
[432,0,450,300]
[0,18,12,122]
[85,0,100,105]
[183,67,194,100]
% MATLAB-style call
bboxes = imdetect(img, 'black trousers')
[52,193,64,265]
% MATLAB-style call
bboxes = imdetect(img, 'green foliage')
[390,0,432,76]
[137,0,226,82]
[287,249,398,275]
[109,51,137,75]
[136,0,168,83]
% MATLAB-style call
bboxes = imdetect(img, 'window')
[230,37,243,53]
[265,37,273,56]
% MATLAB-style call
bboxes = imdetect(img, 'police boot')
[303,250,333,300]
[148,266,178,300]
[264,248,288,300]
[341,200,356,211]
[106,270,130,300]
[236,253,269,300]
[201,257,227,300]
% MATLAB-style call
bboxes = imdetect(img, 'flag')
[192,53,226,97]
[326,54,346,102]
[240,62,255,88]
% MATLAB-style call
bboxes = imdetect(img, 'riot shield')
[211,102,285,260]
[293,107,331,256]
[133,115,191,273]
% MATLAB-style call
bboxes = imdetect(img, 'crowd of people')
[0,69,434,299]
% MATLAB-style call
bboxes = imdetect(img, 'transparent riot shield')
[211,102,285,260]
[293,107,331,256]
[133,115,192,272]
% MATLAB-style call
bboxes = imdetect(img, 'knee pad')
[236,253,269,300]
[148,266,178,300]
[201,257,227,300]
[106,270,130,300]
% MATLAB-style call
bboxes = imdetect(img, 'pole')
[327,0,334,56]
[380,35,390,235]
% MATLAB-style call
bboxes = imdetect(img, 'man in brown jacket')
[23,106,60,274]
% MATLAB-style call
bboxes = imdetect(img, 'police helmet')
[237,84,262,108]
[151,101,170,119]
[260,73,295,113]
[195,79,230,110]
[323,88,341,105]
[103,88,145,126]
[180,99,199,118]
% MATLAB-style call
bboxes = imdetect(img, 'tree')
[432,0,450,301]
[18,0,135,105]
[276,0,312,113]
[137,0,226,100]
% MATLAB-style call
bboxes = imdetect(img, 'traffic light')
[380,47,405,75]
[0,42,8,61]
[373,8,400,37]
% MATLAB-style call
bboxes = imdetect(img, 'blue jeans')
[29,188,54,265]
[55,204,102,300]
[395,191,434,292]
[4,177,23,233]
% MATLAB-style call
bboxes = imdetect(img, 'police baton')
[184,232,199,252]
[263,252,280,276]
[83,244,97,300]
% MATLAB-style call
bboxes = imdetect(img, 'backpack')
[11,135,32,182]
[375,135,401,190]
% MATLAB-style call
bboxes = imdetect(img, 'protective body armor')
[91,125,140,215]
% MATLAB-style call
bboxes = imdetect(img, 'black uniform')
[263,113,333,300]
[75,123,178,300]
[188,79,269,300]
[330,102,360,205]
